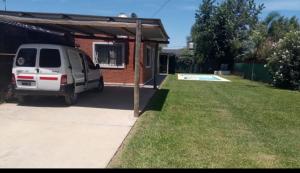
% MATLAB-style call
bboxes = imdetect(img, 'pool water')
[178,74,230,82]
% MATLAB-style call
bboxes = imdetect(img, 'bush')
[176,57,194,73]
[266,31,300,90]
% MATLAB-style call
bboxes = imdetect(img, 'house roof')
[0,10,169,43]
[161,48,184,57]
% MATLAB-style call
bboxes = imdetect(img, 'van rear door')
[37,48,62,91]
[13,48,38,90]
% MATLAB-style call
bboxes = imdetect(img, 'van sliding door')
[67,49,85,93]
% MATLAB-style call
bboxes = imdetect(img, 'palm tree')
[263,11,281,27]
[263,11,300,41]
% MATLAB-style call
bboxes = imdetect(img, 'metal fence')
[234,63,272,83]
[175,61,272,84]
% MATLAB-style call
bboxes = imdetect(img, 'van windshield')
[39,49,61,68]
[16,48,37,67]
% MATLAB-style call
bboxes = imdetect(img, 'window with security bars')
[94,42,125,68]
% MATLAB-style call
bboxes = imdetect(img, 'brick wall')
[75,37,154,84]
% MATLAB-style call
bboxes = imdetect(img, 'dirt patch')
[251,153,279,167]
[217,109,231,116]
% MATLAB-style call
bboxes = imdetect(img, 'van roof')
[19,44,75,49]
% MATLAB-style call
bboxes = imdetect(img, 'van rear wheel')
[64,91,78,105]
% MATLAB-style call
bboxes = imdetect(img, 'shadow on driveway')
[12,86,169,112]
[6,74,169,112]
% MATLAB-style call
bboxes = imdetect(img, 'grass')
[109,75,300,168]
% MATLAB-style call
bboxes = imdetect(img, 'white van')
[11,44,104,105]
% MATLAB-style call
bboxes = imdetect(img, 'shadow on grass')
[244,84,261,88]
[244,81,299,92]
[141,88,169,114]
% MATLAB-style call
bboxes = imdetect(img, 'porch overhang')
[0,10,169,43]
[0,10,168,117]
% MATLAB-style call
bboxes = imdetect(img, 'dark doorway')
[159,54,168,74]
[159,53,176,74]
[168,55,176,74]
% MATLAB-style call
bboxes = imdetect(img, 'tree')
[264,12,300,41]
[243,12,300,63]
[212,0,264,70]
[191,0,264,73]
[191,0,217,73]
[177,48,195,73]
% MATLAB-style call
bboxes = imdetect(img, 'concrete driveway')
[0,86,155,168]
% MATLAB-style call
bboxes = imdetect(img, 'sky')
[1,0,300,49]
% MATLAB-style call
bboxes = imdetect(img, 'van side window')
[39,49,61,68]
[79,53,87,70]
[16,48,37,67]
[86,55,96,70]
[67,49,84,72]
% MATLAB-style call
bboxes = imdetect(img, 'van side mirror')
[95,64,100,69]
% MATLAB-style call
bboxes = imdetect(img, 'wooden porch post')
[153,43,159,90]
[134,20,142,117]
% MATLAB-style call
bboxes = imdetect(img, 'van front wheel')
[96,77,104,92]
[64,91,78,105]
[17,96,28,104]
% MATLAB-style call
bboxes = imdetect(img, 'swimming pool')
[178,74,230,82]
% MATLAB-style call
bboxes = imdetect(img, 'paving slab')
[0,86,155,168]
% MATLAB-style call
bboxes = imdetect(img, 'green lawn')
[109,75,300,168]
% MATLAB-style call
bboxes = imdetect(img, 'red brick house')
[75,38,159,85]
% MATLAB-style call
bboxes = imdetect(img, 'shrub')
[266,31,300,90]
[176,57,194,73]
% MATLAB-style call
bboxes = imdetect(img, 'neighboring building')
[186,36,194,50]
